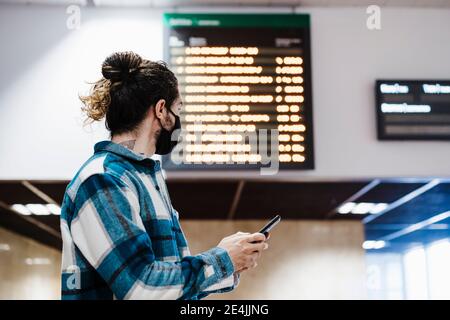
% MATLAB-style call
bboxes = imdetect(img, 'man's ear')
[154,99,166,120]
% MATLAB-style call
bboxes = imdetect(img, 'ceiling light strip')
[363,179,441,224]
[380,210,450,242]
[326,179,381,218]
[0,201,62,239]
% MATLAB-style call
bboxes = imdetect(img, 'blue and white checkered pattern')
[60,141,238,300]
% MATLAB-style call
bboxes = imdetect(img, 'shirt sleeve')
[169,208,240,299]
[196,273,241,300]
[70,173,235,300]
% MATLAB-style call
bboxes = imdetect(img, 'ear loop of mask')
[160,106,177,130]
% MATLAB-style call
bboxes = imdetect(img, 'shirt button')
[155,185,160,191]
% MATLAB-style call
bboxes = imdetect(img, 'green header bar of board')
[163,13,310,28]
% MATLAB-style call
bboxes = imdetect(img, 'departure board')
[162,13,314,171]
[376,80,450,140]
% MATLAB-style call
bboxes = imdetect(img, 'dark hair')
[80,51,179,136]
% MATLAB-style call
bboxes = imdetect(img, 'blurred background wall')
[182,220,366,299]
[0,227,60,299]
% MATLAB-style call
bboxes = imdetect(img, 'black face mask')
[155,109,181,155]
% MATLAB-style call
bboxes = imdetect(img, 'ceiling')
[1,178,449,250]
[0,0,450,7]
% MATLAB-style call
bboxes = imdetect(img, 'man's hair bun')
[101,51,143,83]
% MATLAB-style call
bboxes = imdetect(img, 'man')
[60,51,269,300]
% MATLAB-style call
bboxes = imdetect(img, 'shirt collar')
[94,140,161,170]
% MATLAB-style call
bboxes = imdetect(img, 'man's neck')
[111,132,156,157]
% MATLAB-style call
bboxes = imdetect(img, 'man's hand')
[237,233,270,273]
[217,232,269,273]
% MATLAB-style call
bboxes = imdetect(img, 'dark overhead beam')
[379,210,450,242]
[22,180,59,205]
[227,180,245,220]
[326,179,381,218]
[0,201,60,237]
[363,179,441,224]
[0,201,61,250]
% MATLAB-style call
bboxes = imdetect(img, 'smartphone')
[258,215,281,237]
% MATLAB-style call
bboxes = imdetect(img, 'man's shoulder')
[65,152,130,201]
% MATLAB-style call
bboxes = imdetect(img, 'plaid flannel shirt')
[60,141,238,300]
